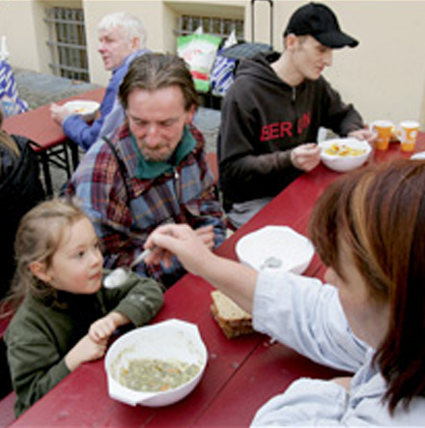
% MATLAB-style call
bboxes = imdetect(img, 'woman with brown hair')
[144,159,425,425]
[0,107,45,298]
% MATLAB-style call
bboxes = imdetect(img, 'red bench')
[0,392,16,428]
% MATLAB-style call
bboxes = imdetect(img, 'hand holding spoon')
[104,248,153,289]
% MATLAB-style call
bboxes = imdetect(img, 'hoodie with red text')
[218,51,364,209]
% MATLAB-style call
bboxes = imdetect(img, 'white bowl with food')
[319,137,372,172]
[235,226,314,275]
[63,99,100,122]
[411,151,425,160]
[104,319,207,407]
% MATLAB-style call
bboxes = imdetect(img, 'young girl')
[4,198,164,417]
[145,159,425,426]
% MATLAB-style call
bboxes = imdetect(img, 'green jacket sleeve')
[101,270,164,326]
[6,313,71,418]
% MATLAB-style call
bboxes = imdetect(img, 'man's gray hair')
[98,12,147,47]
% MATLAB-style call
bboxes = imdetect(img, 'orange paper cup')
[398,120,420,152]
[371,120,393,151]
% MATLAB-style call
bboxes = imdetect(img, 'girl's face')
[324,243,390,348]
[41,217,104,294]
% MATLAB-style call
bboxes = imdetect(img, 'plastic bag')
[210,30,238,97]
[0,37,28,117]
[177,27,221,93]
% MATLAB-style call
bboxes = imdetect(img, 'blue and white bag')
[0,37,28,117]
[210,31,238,97]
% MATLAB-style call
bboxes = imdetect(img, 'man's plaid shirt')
[68,123,226,288]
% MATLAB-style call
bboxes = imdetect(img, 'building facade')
[1,0,425,127]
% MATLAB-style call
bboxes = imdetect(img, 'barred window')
[45,7,89,82]
[177,15,244,40]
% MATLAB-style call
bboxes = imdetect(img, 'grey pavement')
[14,68,100,109]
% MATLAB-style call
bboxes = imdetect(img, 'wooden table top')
[2,88,105,152]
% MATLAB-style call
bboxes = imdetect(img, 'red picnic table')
[2,87,105,195]
[2,133,425,428]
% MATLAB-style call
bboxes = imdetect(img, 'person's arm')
[61,114,105,151]
[146,223,257,312]
[146,224,367,371]
[320,78,365,138]
[64,334,108,372]
[348,128,377,144]
[251,378,350,426]
[6,319,72,417]
[67,273,163,370]
[60,71,123,150]
[251,368,405,426]
[101,270,164,327]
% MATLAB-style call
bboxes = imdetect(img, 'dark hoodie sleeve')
[320,79,364,136]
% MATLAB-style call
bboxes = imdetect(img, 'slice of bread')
[210,290,254,339]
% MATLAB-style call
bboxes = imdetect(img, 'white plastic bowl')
[104,319,207,407]
[411,151,425,160]
[235,226,314,275]
[319,137,372,173]
[63,100,100,122]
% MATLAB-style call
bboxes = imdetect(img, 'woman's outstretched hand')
[144,224,214,276]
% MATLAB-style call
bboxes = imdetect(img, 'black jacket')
[0,135,45,297]
[218,52,364,208]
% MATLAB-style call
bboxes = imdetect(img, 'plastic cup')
[398,120,420,152]
[371,120,394,151]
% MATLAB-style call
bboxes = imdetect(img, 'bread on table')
[210,290,254,339]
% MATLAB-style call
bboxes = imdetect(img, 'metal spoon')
[260,256,282,270]
[104,248,153,289]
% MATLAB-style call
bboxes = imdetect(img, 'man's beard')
[142,148,172,163]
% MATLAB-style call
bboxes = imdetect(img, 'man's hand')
[290,143,321,171]
[50,103,72,125]
[349,128,377,145]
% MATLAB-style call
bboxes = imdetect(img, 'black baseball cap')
[284,2,359,49]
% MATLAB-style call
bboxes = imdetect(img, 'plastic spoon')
[259,256,282,270]
[104,248,153,289]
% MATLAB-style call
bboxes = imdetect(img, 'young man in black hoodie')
[218,2,376,228]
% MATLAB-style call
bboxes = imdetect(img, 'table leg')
[68,140,80,171]
[38,152,53,196]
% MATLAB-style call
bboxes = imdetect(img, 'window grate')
[177,15,244,40]
[45,7,89,82]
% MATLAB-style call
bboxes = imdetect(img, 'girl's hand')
[65,334,108,372]
[89,312,130,343]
